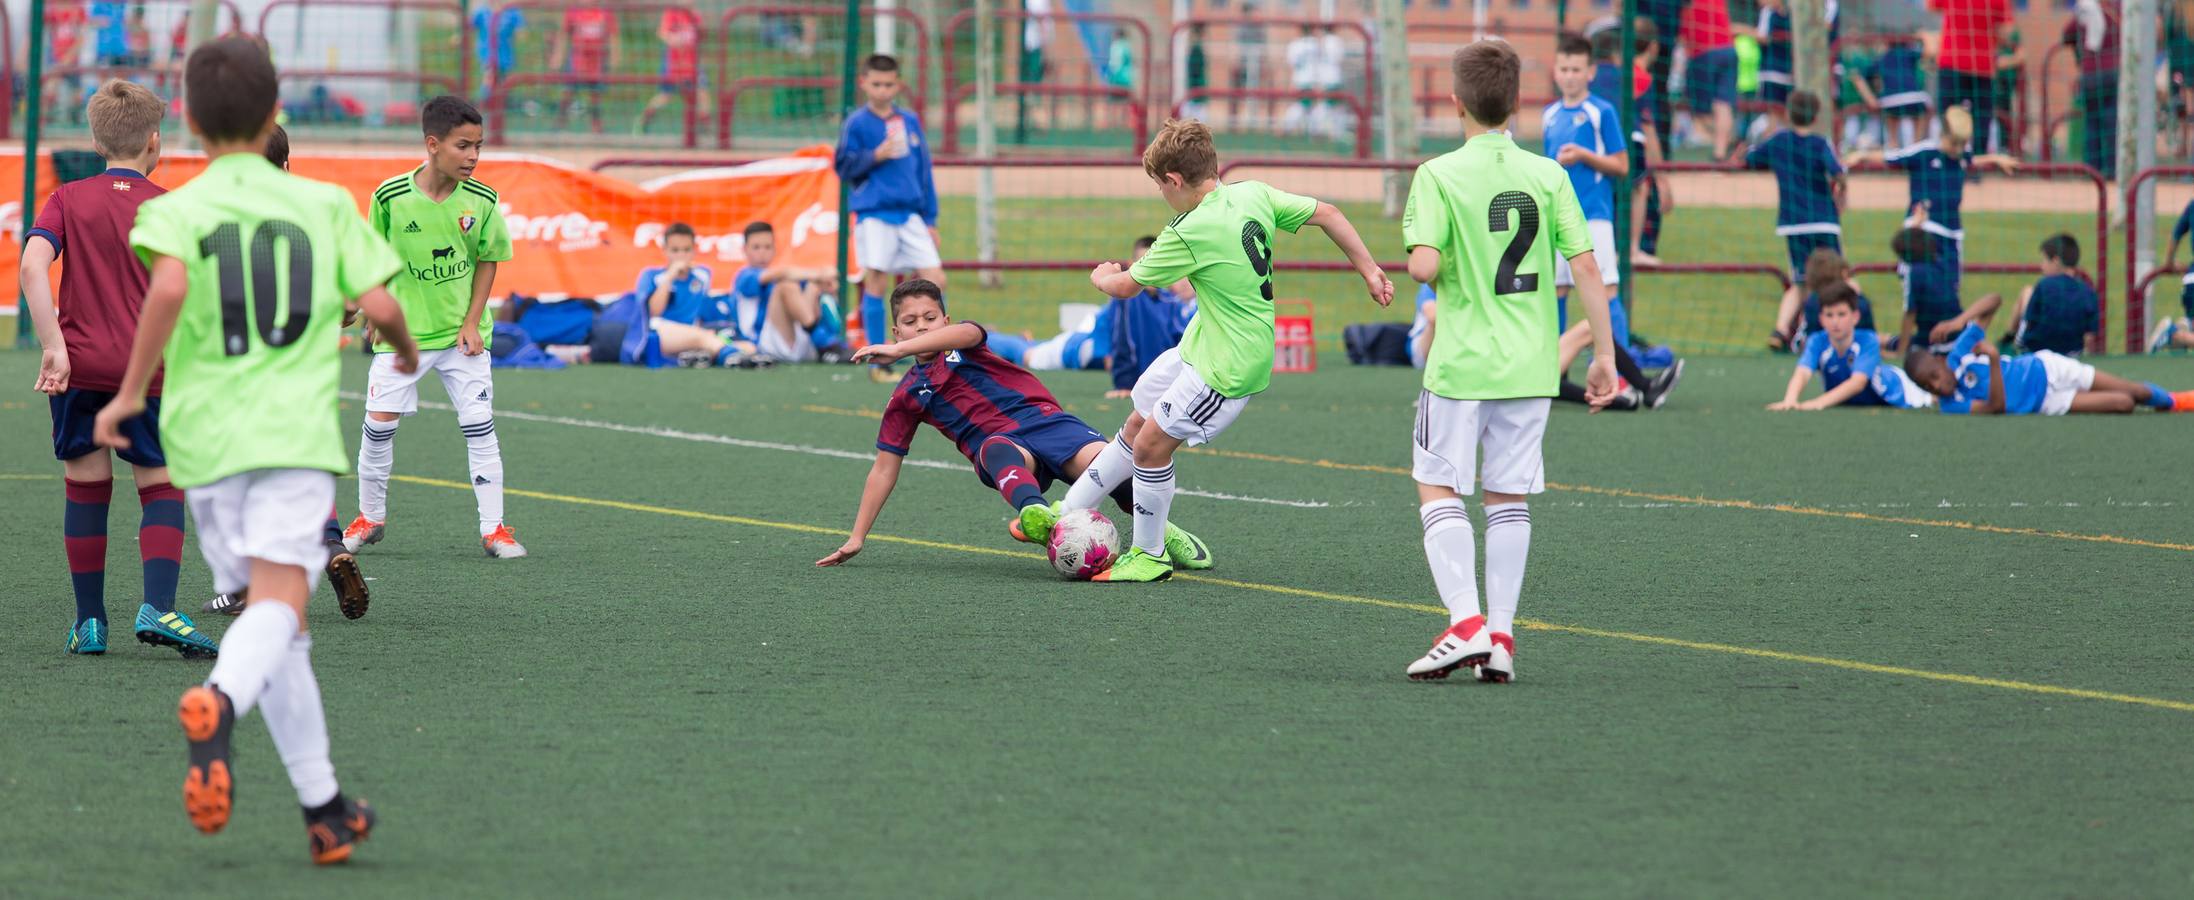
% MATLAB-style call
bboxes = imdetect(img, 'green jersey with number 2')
[129,153,404,489]
[1128,180,1319,398]
[1403,132,1592,401]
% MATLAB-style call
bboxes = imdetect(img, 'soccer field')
[5,349,2193,896]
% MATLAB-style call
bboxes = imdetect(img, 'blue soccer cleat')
[135,604,219,659]
[66,619,107,655]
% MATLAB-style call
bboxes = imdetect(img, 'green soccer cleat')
[66,619,107,655]
[1091,546,1174,583]
[1163,523,1213,570]
[1010,501,1064,546]
[135,605,219,659]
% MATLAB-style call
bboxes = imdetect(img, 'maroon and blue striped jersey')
[876,323,1070,463]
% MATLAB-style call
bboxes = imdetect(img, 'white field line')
[347,393,1331,510]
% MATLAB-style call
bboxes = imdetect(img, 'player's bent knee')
[366,411,402,423]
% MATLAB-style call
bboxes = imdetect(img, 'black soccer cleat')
[324,541,370,620]
[305,795,376,865]
[1645,358,1686,410]
[179,685,236,834]
[201,592,246,616]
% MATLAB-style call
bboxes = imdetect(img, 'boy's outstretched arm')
[1767,365,1812,410]
[1934,292,2002,343]
[1974,153,2019,173]
[19,235,67,394]
[92,256,188,449]
[818,451,905,566]
[852,321,985,365]
[459,260,496,355]
[1805,372,1872,410]
[1307,201,1393,306]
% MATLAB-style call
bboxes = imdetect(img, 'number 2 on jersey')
[200,220,315,356]
[1487,191,1540,296]
[1240,220,1274,301]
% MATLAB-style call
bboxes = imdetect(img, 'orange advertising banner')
[0,146,848,310]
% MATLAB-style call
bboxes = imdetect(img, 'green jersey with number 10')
[1128,180,1319,398]
[1403,131,1592,401]
[130,153,404,489]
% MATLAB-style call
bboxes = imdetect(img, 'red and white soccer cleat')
[482,524,528,559]
[1406,614,1493,681]
[1477,632,1516,683]
[340,516,385,553]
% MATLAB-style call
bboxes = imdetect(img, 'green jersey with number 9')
[1128,180,1319,398]
[1403,132,1592,401]
[129,153,404,489]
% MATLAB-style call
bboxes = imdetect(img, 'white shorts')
[186,468,335,596]
[2034,350,2097,416]
[758,320,818,362]
[1411,393,1551,495]
[1131,347,1248,446]
[854,215,941,275]
[366,347,495,420]
[1554,219,1621,288]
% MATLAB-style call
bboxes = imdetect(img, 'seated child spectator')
[1907,322,2194,415]
[1743,90,1844,351]
[728,221,844,362]
[1107,235,1197,397]
[1893,204,2001,353]
[1410,285,1681,410]
[635,222,759,368]
[985,307,1112,372]
[2147,195,2194,352]
[1408,283,1435,369]
[1768,285,1933,410]
[1794,247,1874,338]
[2006,233,2098,356]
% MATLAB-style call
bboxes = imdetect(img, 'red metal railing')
[2123,166,2194,349]
[257,0,468,101]
[488,1,711,147]
[943,9,1151,155]
[1167,16,1377,158]
[718,5,927,150]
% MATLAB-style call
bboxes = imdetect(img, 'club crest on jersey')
[458,212,478,233]
[944,350,962,363]
[110,181,132,192]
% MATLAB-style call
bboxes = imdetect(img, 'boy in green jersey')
[93,36,420,863]
[342,95,525,559]
[1031,118,1393,583]
[1400,40,1620,684]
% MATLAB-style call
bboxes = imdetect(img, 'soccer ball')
[1048,510,1123,579]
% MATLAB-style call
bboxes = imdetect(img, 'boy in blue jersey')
[632,222,753,368]
[1892,204,2001,353]
[1769,286,1933,410]
[1546,35,1628,315]
[1745,90,1845,351]
[728,221,841,363]
[833,54,944,350]
[1754,0,1838,120]
[1844,108,2017,289]
[2148,196,2194,352]
[1107,235,1196,397]
[2006,233,2099,356]
[1906,322,2193,415]
[816,280,1209,567]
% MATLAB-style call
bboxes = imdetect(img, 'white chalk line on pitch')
[341,393,1331,510]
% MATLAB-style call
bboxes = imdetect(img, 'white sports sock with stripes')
[1483,502,1532,636]
[1064,431,1135,511]
[1131,462,1176,557]
[1419,499,1480,625]
[356,417,400,522]
[259,632,340,808]
[460,416,505,534]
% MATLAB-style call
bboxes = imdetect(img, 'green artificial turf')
[4,348,2194,897]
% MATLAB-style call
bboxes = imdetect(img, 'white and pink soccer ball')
[1048,509,1123,579]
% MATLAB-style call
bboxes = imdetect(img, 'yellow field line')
[793,404,2189,554]
[392,474,2194,714]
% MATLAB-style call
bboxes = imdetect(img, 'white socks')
[357,417,400,522]
[460,416,505,534]
[259,632,339,808]
[1131,462,1175,557]
[1419,499,1480,625]
[1483,502,1532,636]
[206,601,300,716]
[1064,432,1135,511]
